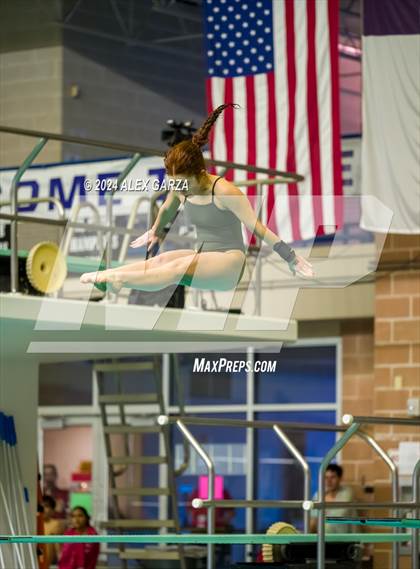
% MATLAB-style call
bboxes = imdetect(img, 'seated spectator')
[310,463,356,533]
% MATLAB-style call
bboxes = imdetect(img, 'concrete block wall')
[0,46,63,167]
[61,40,206,161]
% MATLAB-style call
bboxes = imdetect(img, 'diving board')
[0,292,297,357]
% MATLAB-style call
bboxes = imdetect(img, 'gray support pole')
[175,420,215,569]
[273,425,311,532]
[255,184,263,316]
[10,138,48,292]
[317,422,360,569]
[413,459,420,569]
[358,432,399,569]
[105,153,142,300]
[245,347,255,562]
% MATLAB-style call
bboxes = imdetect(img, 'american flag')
[204,0,343,243]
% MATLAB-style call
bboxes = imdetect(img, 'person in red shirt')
[58,507,99,569]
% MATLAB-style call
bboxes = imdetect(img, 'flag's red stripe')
[224,78,234,181]
[246,75,257,246]
[285,0,301,241]
[306,0,324,236]
[328,0,343,229]
[267,71,278,234]
[206,79,216,175]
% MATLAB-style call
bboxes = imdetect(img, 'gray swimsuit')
[183,176,246,253]
[179,176,246,287]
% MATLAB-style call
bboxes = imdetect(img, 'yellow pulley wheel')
[26,241,67,293]
[262,521,299,563]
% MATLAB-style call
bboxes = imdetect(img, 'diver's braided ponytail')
[192,103,240,148]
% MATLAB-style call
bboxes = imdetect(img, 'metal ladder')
[95,355,187,569]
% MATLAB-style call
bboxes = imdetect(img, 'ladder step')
[101,519,176,529]
[110,487,170,497]
[99,394,158,405]
[95,361,155,372]
[108,456,167,465]
[103,425,161,434]
[120,546,207,561]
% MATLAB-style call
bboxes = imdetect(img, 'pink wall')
[43,426,93,488]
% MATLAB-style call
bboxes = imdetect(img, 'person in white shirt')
[310,463,356,534]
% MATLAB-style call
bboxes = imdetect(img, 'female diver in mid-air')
[80,104,314,292]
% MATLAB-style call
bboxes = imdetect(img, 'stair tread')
[108,456,167,465]
[121,546,206,560]
[120,549,181,560]
[103,425,161,434]
[99,394,158,404]
[95,361,155,372]
[104,425,161,433]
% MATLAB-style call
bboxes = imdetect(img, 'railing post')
[317,422,360,569]
[106,153,142,300]
[273,425,311,532]
[413,459,420,569]
[175,419,215,569]
[10,138,48,293]
[358,431,399,569]
[255,183,263,315]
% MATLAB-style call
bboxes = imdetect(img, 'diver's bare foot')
[80,271,100,284]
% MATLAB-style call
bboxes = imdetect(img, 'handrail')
[358,431,400,567]
[9,137,48,292]
[118,196,150,263]
[273,425,311,532]
[0,125,304,180]
[343,414,420,427]
[0,212,191,238]
[308,501,418,510]
[61,202,104,258]
[173,419,215,569]
[235,176,296,187]
[193,499,307,509]
[317,421,361,569]
[160,414,417,569]
[163,415,348,432]
[0,197,65,220]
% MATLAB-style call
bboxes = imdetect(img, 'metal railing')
[0,124,303,299]
[156,414,420,569]
[413,459,420,569]
[317,415,420,569]
[61,202,104,258]
[0,197,65,220]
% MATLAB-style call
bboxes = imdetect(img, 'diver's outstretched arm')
[218,180,314,278]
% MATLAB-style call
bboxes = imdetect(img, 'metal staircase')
[94,355,194,569]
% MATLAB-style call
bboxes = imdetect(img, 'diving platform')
[0,292,297,358]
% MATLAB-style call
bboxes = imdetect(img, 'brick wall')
[372,234,420,568]
[341,235,420,568]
